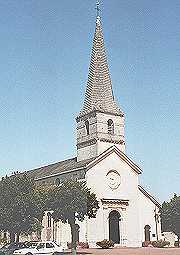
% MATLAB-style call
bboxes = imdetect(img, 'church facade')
[29,14,162,248]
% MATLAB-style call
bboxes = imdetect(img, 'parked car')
[13,241,64,255]
[0,242,28,255]
[24,242,39,249]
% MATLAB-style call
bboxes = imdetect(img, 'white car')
[13,241,64,255]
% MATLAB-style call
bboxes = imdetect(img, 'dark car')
[24,241,39,249]
[0,242,28,255]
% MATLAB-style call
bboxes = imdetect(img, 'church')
[28,11,162,248]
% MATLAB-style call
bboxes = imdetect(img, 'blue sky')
[0,0,179,202]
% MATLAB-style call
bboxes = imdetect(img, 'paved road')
[65,248,180,255]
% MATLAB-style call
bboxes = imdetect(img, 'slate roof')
[27,146,141,181]
[28,157,95,180]
[79,16,123,117]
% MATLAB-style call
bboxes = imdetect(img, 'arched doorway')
[144,225,151,241]
[109,210,121,244]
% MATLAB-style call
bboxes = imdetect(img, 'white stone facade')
[41,147,161,248]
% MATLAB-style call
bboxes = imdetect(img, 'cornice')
[76,109,124,122]
[138,185,161,208]
[77,138,97,149]
[101,198,129,207]
[99,137,125,145]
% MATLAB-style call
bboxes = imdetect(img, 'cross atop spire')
[78,9,123,117]
[96,0,100,17]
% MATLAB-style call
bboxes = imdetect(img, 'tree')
[48,180,99,255]
[0,173,48,242]
[161,194,180,246]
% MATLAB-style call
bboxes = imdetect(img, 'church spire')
[79,5,123,117]
[76,4,125,162]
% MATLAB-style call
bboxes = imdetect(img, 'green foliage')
[49,180,99,224]
[174,241,180,247]
[0,173,48,240]
[152,240,170,248]
[142,241,152,247]
[67,242,89,249]
[96,239,114,249]
[48,180,99,255]
[161,194,180,239]
[0,174,99,255]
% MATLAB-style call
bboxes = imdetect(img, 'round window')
[106,170,121,190]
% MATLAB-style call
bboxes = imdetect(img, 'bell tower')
[76,12,125,162]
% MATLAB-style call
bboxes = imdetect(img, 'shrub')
[152,240,170,248]
[96,239,114,249]
[174,241,180,247]
[142,241,152,247]
[77,242,89,249]
[67,242,89,249]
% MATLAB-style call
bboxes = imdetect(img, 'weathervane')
[96,0,101,17]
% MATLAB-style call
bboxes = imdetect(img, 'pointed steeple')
[76,10,125,162]
[79,15,123,117]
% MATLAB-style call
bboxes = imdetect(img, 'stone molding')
[77,137,125,149]
[101,198,129,208]
[77,109,124,122]
[138,185,161,208]
[99,137,125,145]
[77,138,97,149]
[76,110,96,122]
[86,145,142,174]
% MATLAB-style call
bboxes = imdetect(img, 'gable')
[86,145,142,175]
[85,148,140,200]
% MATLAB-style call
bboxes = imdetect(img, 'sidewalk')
[65,247,180,255]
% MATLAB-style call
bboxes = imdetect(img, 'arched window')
[55,178,61,186]
[107,119,114,135]
[47,212,52,228]
[85,120,90,135]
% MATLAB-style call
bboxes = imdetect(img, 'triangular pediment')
[86,145,142,174]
